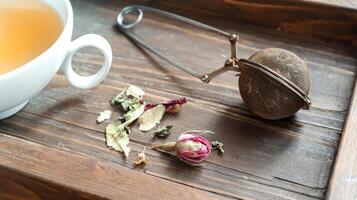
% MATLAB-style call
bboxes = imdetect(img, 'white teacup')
[0,0,112,119]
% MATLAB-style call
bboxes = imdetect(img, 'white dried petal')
[126,85,145,100]
[139,104,165,132]
[97,110,112,123]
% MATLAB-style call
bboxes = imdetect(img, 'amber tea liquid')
[0,0,63,74]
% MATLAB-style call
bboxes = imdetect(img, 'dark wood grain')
[0,167,104,200]
[84,0,357,46]
[148,0,357,47]
[0,0,356,199]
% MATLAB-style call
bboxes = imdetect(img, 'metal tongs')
[117,5,240,83]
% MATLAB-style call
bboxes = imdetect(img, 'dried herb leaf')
[96,110,112,123]
[106,120,131,157]
[111,85,144,111]
[105,99,144,158]
[154,125,173,138]
[211,141,224,154]
[145,97,187,113]
[139,104,165,132]
[123,104,144,126]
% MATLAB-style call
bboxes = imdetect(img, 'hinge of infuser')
[200,33,240,83]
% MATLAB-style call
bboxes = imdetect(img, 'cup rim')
[0,0,72,78]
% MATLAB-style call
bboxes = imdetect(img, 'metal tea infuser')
[117,5,311,120]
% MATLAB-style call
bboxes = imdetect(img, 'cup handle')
[62,34,112,89]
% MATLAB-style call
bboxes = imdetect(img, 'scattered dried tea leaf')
[96,110,112,123]
[154,125,173,138]
[126,85,145,99]
[211,141,224,153]
[134,147,149,166]
[139,104,165,132]
[145,97,187,113]
[106,120,131,158]
[105,86,146,158]
[123,104,145,125]
[105,104,144,158]
[111,85,144,111]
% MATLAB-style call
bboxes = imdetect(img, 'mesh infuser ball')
[238,48,311,119]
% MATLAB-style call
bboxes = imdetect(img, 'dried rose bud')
[152,133,212,166]
[165,104,183,113]
[145,97,187,113]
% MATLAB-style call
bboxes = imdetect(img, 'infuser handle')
[117,5,231,37]
[117,5,240,82]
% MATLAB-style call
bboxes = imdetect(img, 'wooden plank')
[327,78,357,199]
[0,0,356,199]
[146,0,357,46]
[306,0,357,9]
[70,1,357,198]
[0,79,325,199]
[0,167,103,200]
[70,0,355,130]
[71,0,357,46]
[79,0,357,46]
[0,133,229,200]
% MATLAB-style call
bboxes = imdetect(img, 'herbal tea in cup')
[0,0,112,119]
[0,0,63,74]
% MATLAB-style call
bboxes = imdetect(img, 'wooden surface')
[327,74,357,199]
[0,0,357,199]
[307,0,357,9]
[144,0,357,47]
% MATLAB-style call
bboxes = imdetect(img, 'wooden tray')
[0,0,356,199]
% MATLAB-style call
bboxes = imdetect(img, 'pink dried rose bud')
[152,133,212,166]
[145,97,187,113]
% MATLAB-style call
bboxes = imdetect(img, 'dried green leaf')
[211,141,224,154]
[111,85,144,111]
[123,104,144,126]
[96,110,112,123]
[139,104,165,132]
[105,85,148,158]
[105,98,144,158]
[106,120,131,158]
[154,125,173,138]
[111,90,125,106]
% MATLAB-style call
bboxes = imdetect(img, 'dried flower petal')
[139,104,165,132]
[154,125,173,138]
[97,110,112,123]
[211,141,224,153]
[145,97,187,113]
